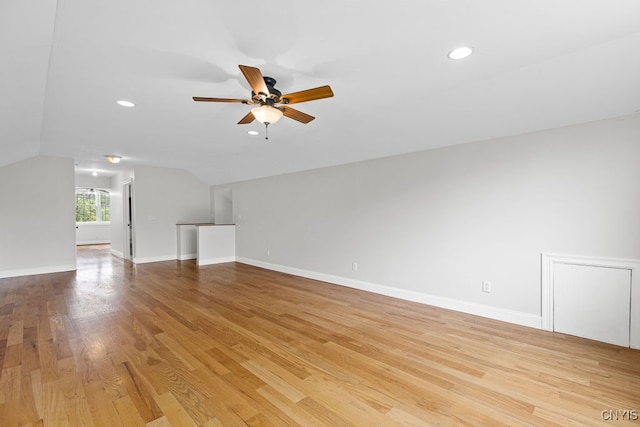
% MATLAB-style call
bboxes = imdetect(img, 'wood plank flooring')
[1,245,639,426]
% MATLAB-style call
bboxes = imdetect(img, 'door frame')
[123,179,134,260]
[541,253,640,349]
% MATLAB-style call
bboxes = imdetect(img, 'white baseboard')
[76,240,110,245]
[133,254,233,265]
[197,256,236,266]
[110,248,124,258]
[133,255,177,264]
[0,263,77,279]
[236,257,542,330]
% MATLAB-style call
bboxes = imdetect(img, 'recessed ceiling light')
[248,131,259,136]
[105,155,122,164]
[448,46,473,60]
[117,100,135,107]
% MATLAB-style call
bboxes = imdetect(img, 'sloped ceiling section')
[0,1,57,166]
[2,0,640,184]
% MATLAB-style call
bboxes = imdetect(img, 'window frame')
[75,187,111,224]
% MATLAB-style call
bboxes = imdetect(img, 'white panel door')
[553,263,631,347]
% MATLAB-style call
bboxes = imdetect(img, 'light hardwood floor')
[0,245,639,426]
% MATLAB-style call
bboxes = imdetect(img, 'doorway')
[123,181,134,260]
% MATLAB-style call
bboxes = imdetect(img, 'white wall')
[75,173,111,189]
[0,156,76,277]
[133,165,210,263]
[228,115,640,326]
[76,223,110,245]
[212,187,233,224]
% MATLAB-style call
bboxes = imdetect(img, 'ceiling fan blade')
[193,97,249,103]
[237,111,255,125]
[281,85,334,105]
[239,65,269,96]
[281,106,315,124]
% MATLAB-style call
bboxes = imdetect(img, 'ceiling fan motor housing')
[252,76,282,105]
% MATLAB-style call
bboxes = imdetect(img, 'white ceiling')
[2,0,640,185]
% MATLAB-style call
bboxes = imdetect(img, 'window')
[99,191,110,222]
[76,188,110,223]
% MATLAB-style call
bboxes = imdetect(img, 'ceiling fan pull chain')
[264,122,270,140]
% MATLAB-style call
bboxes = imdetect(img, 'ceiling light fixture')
[448,46,473,60]
[251,105,283,124]
[117,100,135,107]
[247,130,259,136]
[105,155,122,164]
[250,105,284,140]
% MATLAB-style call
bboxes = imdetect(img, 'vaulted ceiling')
[2,1,639,184]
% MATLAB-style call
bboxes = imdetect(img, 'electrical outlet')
[352,262,358,271]
[482,280,492,293]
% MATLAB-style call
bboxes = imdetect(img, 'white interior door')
[553,263,631,347]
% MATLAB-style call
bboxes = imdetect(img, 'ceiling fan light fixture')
[105,155,122,164]
[448,46,473,60]
[251,105,283,124]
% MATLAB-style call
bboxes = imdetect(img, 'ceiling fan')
[193,65,334,139]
